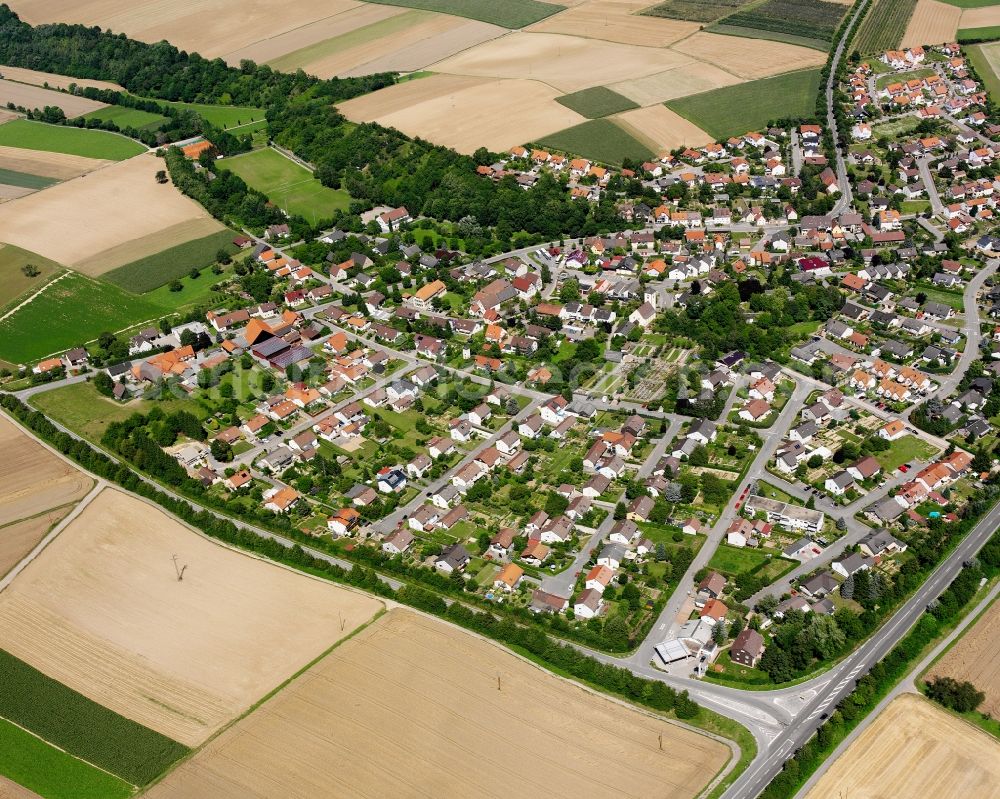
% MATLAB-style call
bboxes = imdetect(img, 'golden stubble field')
[0,488,383,746]
[928,599,1000,718]
[805,694,1000,799]
[901,0,961,47]
[961,6,1000,30]
[527,0,700,47]
[0,144,112,181]
[613,104,712,152]
[145,609,730,799]
[0,152,225,273]
[0,79,106,117]
[0,64,123,92]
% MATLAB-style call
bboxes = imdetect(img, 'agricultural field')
[537,118,655,164]
[671,32,826,79]
[612,104,711,154]
[0,414,91,529]
[156,100,264,129]
[966,41,1000,97]
[0,167,57,190]
[642,0,748,24]
[0,65,123,92]
[145,609,730,799]
[960,4,1000,30]
[217,148,350,222]
[902,0,962,46]
[0,508,71,582]
[805,694,1000,799]
[556,86,639,118]
[102,229,238,293]
[854,0,919,54]
[530,0,699,46]
[0,717,132,799]
[927,597,1000,719]
[0,79,106,117]
[0,273,164,363]
[960,24,1000,40]
[0,144,112,183]
[0,119,145,160]
[80,104,168,131]
[360,0,565,27]
[0,152,225,274]
[710,0,848,49]
[339,73,584,153]
[609,63,742,106]
[265,10,504,78]
[0,488,383,746]
[667,68,822,140]
[0,243,63,311]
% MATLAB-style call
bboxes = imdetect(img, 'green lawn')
[959,25,1000,42]
[966,42,1000,98]
[875,67,934,90]
[755,480,795,503]
[218,148,350,222]
[102,230,239,293]
[360,0,565,26]
[666,68,822,140]
[555,87,640,119]
[0,244,64,312]
[917,285,965,311]
[0,718,133,799]
[0,167,58,189]
[536,119,654,166]
[0,273,165,363]
[268,11,433,72]
[81,105,168,131]
[31,381,204,442]
[707,544,772,576]
[0,120,145,160]
[875,434,937,472]
[141,262,236,310]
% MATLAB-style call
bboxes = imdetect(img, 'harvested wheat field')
[0,775,40,799]
[146,609,730,799]
[613,105,711,153]
[431,31,693,93]
[610,63,742,106]
[0,145,111,181]
[0,488,383,746]
[0,65,122,92]
[0,185,34,201]
[9,0,362,60]
[0,507,71,580]
[672,33,826,80]
[0,79,105,117]
[806,694,1000,799]
[528,0,699,47]
[927,599,1000,718]
[340,74,584,153]
[961,6,1000,30]
[220,3,405,67]
[0,415,90,528]
[901,0,961,48]
[339,19,507,77]
[0,153,224,272]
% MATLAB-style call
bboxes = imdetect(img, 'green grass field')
[959,25,1000,42]
[218,148,350,222]
[81,105,168,131]
[708,544,772,576]
[667,68,822,140]
[966,42,1000,98]
[102,229,239,293]
[0,650,188,786]
[0,120,145,160]
[31,381,202,441]
[876,434,938,472]
[0,244,64,312]
[0,168,58,189]
[268,11,432,72]
[158,100,265,129]
[536,119,654,165]
[361,0,565,26]
[555,87,640,119]
[875,67,934,89]
[0,272,164,363]
[0,718,133,799]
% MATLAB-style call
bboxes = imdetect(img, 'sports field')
[0,488,384,747]
[805,694,1000,799]
[218,148,349,221]
[145,609,730,799]
[667,68,822,140]
[0,119,144,160]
